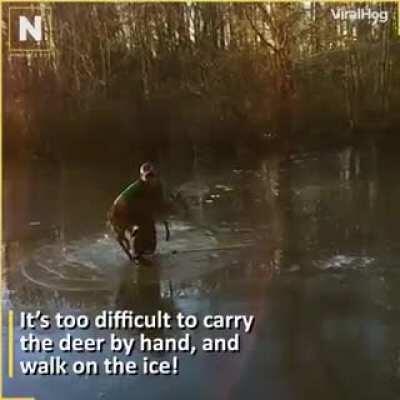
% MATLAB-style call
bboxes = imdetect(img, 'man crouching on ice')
[107,162,170,263]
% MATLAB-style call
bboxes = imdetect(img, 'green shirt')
[120,179,146,204]
[117,179,165,217]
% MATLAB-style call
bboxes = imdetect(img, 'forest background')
[4,2,400,165]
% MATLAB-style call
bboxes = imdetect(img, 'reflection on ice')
[316,255,375,271]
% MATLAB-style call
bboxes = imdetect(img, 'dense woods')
[4,2,400,164]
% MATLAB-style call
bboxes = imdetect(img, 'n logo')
[9,7,52,53]
[19,16,42,42]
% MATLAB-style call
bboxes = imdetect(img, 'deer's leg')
[109,203,134,261]
[117,230,133,261]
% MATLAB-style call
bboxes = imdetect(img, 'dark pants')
[108,202,157,258]
[133,217,156,256]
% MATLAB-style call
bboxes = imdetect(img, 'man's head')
[139,162,157,183]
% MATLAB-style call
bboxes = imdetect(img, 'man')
[108,162,169,263]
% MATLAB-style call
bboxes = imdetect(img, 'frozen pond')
[3,142,400,399]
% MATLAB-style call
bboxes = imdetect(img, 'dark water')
[3,142,400,400]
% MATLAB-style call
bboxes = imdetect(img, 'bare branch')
[244,8,278,53]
